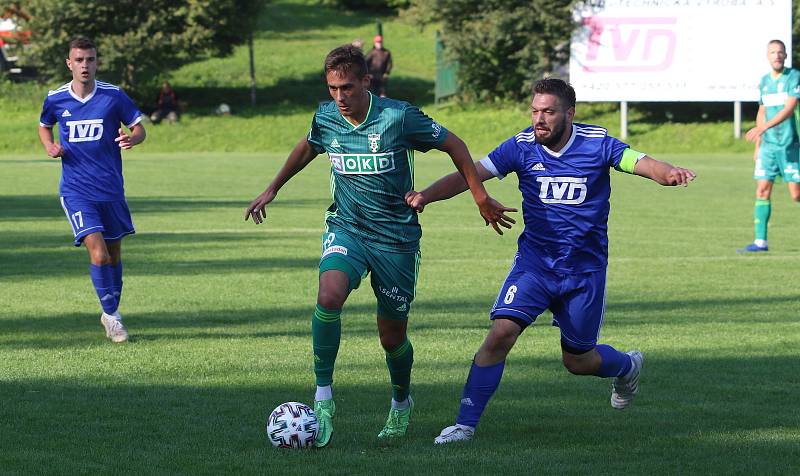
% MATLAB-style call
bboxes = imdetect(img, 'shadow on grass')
[0,354,798,473]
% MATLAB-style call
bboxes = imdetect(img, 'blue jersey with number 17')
[481,123,630,274]
[40,80,142,201]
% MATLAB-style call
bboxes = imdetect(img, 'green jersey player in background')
[244,45,515,447]
[741,39,800,253]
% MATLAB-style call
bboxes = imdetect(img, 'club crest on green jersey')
[368,133,381,152]
[329,153,395,175]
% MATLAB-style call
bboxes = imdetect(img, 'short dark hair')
[324,45,367,79]
[533,78,576,109]
[68,37,97,54]
[768,39,786,50]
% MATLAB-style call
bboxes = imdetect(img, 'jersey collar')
[69,80,97,104]
[341,91,374,131]
[542,124,576,158]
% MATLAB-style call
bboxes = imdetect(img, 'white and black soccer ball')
[266,402,318,449]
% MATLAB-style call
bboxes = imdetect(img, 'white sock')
[391,398,409,410]
[315,385,332,401]
[754,239,767,248]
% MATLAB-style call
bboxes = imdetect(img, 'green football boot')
[313,399,335,448]
[377,396,414,439]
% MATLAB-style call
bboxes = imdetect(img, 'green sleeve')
[402,106,448,152]
[615,148,646,174]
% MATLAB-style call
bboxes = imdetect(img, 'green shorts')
[319,226,420,320]
[755,143,800,182]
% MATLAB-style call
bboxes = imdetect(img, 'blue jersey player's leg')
[551,270,642,410]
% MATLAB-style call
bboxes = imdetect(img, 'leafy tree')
[318,0,409,11]
[11,0,266,95]
[407,0,574,101]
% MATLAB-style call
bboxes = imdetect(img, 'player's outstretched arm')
[746,98,797,142]
[634,156,696,186]
[115,124,146,150]
[244,138,319,224]
[37,125,64,158]
[433,133,517,234]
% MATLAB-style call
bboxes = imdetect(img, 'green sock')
[385,338,414,402]
[754,198,771,241]
[312,304,341,387]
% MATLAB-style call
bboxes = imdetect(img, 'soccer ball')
[266,402,318,449]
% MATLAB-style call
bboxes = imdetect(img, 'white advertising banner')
[569,0,792,102]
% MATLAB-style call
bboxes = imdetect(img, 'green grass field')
[1,0,798,472]
[1,150,799,474]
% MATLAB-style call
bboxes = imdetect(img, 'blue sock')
[594,344,632,378]
[455,360,505,428]
[89,264,118,314]
[111,262,123,307]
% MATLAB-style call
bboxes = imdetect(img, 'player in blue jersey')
[404,79,695,444]
[739,39,800,253]
[37,37,146,343]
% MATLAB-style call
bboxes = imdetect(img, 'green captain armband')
[616,148,646,174]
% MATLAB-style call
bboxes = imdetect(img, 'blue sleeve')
[116,89,143,128]
[486,136,521,177]
[402,106,448,152]
[307,113,325,154]
[39,96,56,127]
[606,135,630,169]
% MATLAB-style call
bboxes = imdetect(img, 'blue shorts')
[59,196,135,247]
[490,255,606,351]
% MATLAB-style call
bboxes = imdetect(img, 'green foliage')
[15,0,267,95]
[408,0,575,101]
[317,0,409,11]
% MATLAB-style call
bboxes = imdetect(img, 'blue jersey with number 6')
[481,123,630,274]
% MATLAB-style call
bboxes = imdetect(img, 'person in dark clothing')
[365,35,392,97]
[150,81,179,124]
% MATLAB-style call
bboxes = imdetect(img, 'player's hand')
[666,167,696,186]
[244,189,277,224]
[745,126,765,142]
[115,128,135,149]
[45,142,64,158]
[405,190,427,213]
[477,195,517,235]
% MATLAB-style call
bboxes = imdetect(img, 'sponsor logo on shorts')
[322,245,348,258]
[378,285,409,304]
[460,398,474,406]
[329,153,394,175]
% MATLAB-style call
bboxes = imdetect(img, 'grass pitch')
[1,151,798,474]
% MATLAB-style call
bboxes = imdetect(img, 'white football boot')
[610,350,643,409]
[434,424,475,445]
[100,312,129,343]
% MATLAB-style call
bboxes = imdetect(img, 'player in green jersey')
[741,39,800,253]
[244,45,515,446]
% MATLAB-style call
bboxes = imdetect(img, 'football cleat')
[100,312,128,343]
[434,424,475,445]
[313,398,335,448]
[377,396,414,439]
[611,350,643,410]
[737,243,768,253]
